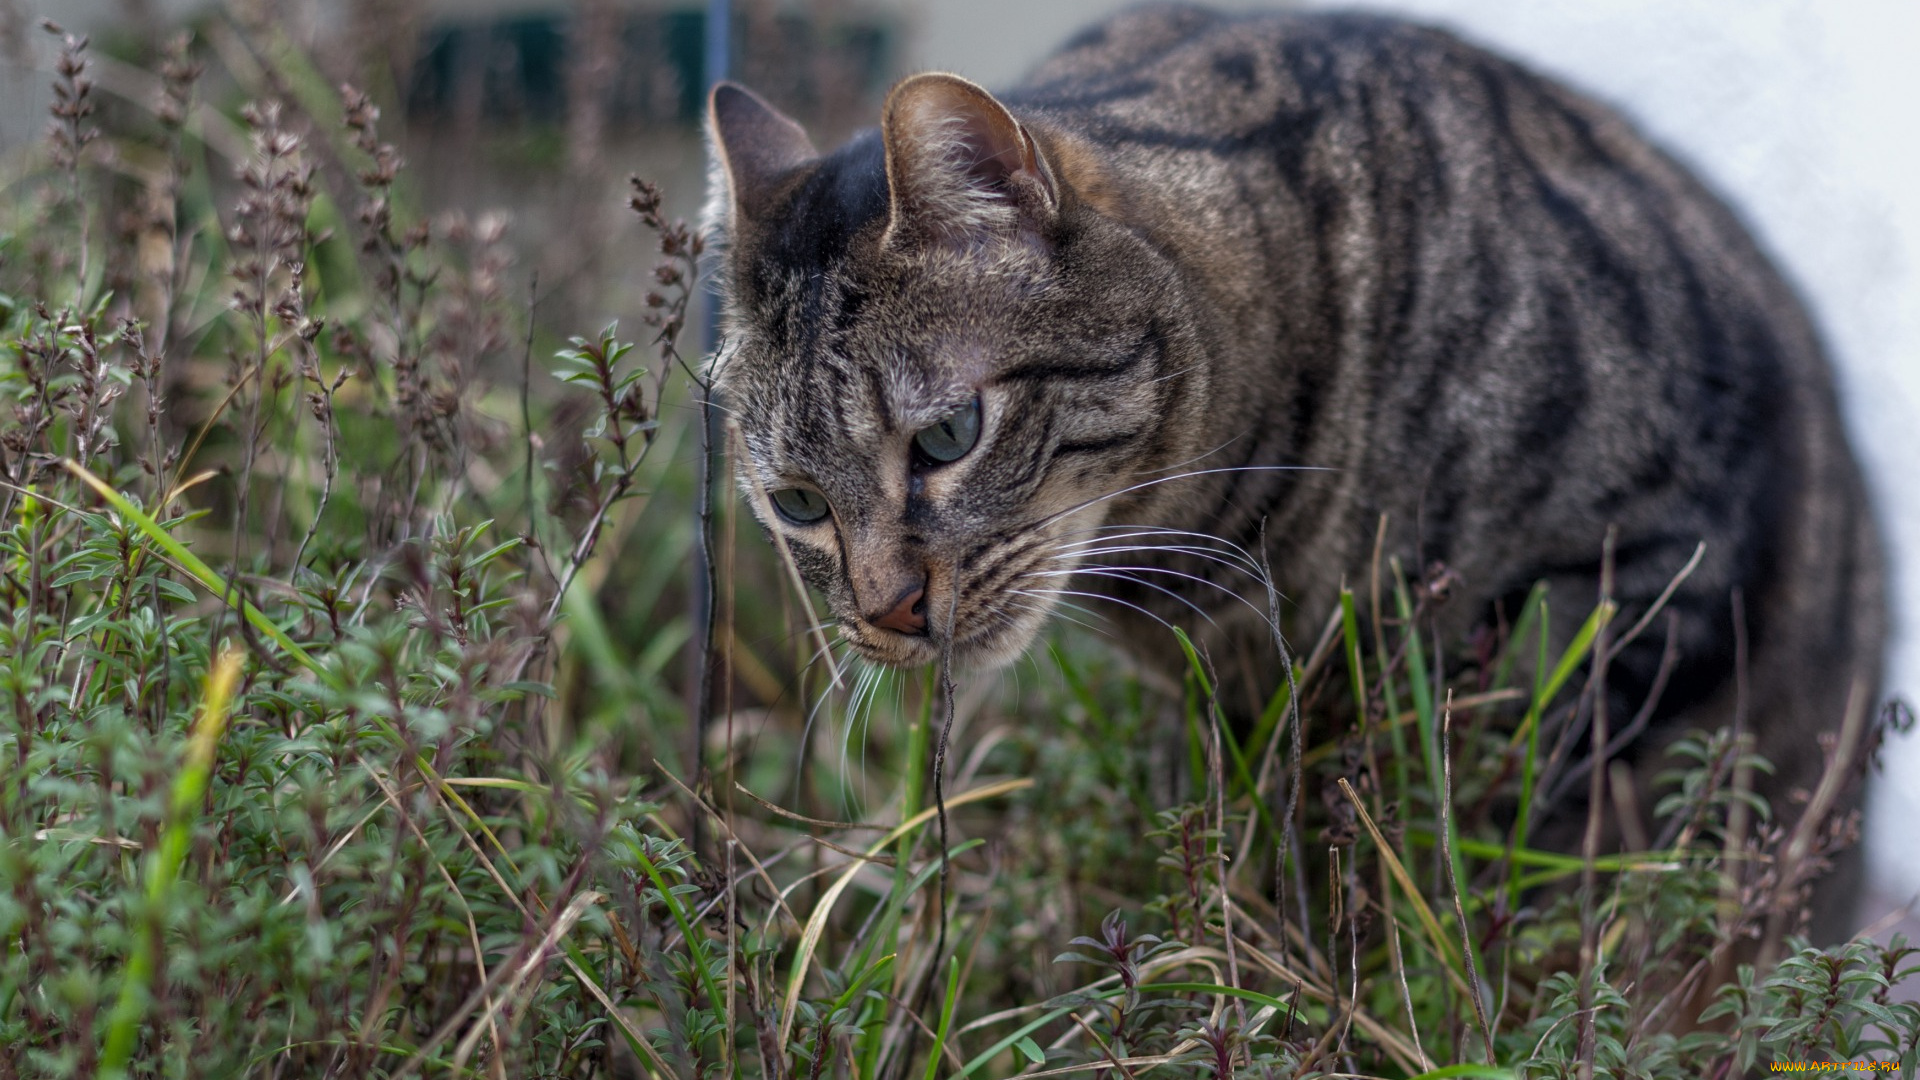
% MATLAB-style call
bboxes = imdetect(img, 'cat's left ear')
[709,83,818,225]
[881,73,1058,249]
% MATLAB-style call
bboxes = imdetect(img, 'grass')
[0,14,1917,1080]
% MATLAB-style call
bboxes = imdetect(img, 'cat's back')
[1002,4,1836,518]
[1009,4,1553,143]
[1006,4,1753,244]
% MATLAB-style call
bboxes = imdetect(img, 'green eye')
[913,397,982,464]
[771,487,830,524]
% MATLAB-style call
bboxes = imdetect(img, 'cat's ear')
[709,83,817,223]
[881,73,1058,249]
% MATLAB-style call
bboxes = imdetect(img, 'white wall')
[901,0,1920,904]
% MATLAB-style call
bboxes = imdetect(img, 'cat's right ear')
[708,83,817,225]
[881,73,1059,250]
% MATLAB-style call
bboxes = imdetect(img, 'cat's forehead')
[724,315,986,467]
[722,245,1047,414]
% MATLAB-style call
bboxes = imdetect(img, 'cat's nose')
[869,580,928,635]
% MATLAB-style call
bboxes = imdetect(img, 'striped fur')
[708,5,1884,914]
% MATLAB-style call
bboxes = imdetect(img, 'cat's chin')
[838,611,1049,673]
[840,631,942,669]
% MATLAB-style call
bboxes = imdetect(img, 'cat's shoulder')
[1009,4,1550,111]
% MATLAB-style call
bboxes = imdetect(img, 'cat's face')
[708,77,1199,669]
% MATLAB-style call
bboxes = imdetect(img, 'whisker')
[793,647,854,803]
[1043,559,1262,599]
[1034,525,1289,628]
[1058,522,1262,556]
[998,592,1108,636]
[1011,585,1194,644]
[1030,562,1283,640]
[1138,431,1252,480]
[838,662,885,816]
[855,665,896,809]
[795,632,847,685]
[1021,566,1221,630]
[1029,464,1334,537]
[1051,524,1264,574]
[1052,542,1267,584]
[769,631,846,729]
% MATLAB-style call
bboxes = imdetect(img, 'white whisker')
[1028,464,1333,537]
[1028,560,1283,638]
[838,662,886,817]
[1011,584,1192,643]
[795,632,847,685]
[1022,566,1221,630]
[1052,542,1267,584]
[1138,431,1251,480]
[999,592,1108,636]
[1052,524,1265,574]
[794,647,853,802]
[1057,523,1263,563]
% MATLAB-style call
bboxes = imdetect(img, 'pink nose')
[870,584,928,635]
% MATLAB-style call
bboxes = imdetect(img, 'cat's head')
[706,76,1204,670]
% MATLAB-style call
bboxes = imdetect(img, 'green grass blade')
[1505,596,1616,909]
[1171,628,1278,841]
[921,955,962,1080]
[64,460,327,684]
[1491,581,1548,693]
[954,1007,1076,1079]
[1391,560,1441,798]
[630,842,727,1023]
[99,648,242,1077]
[1340,586,1368,723]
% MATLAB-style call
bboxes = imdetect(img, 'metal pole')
[705,0,731,87]
[689,0,730,852]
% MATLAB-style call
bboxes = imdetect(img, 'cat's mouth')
[839,619,1042,670]
[837,561,1065,670]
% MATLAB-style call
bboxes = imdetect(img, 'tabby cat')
[704,5,1884,921]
